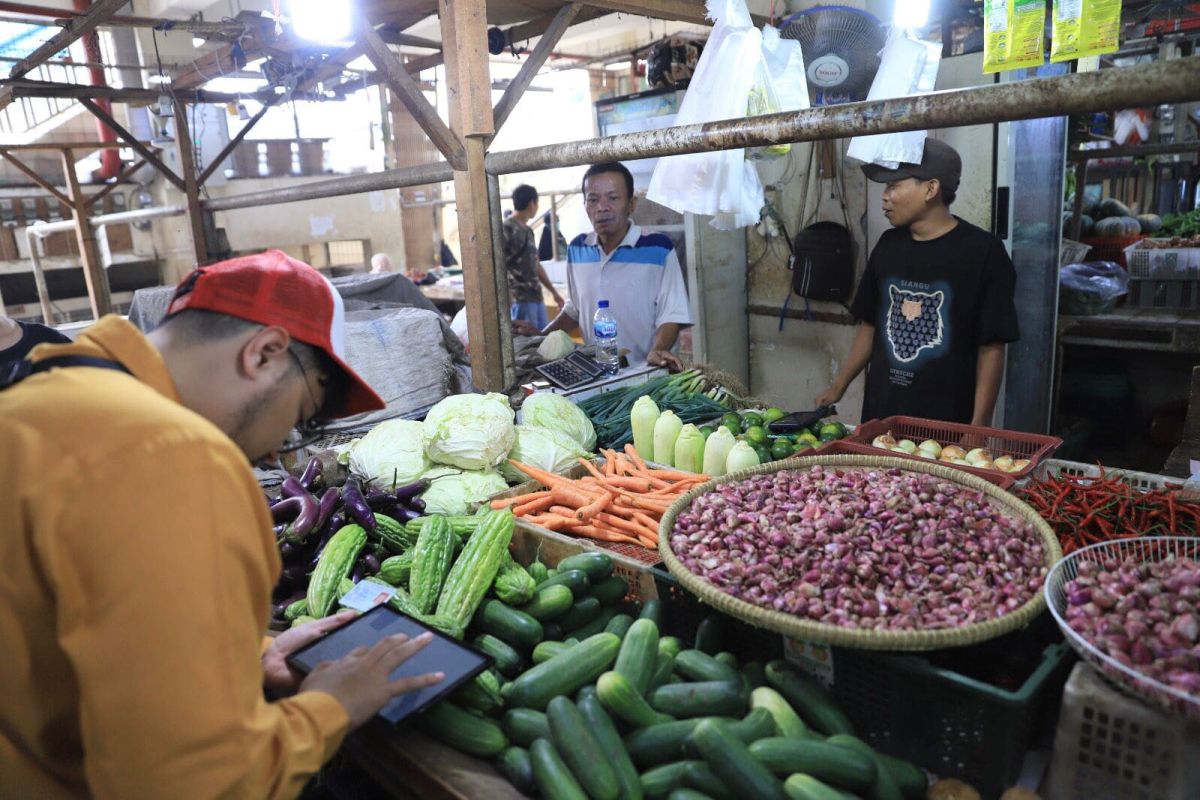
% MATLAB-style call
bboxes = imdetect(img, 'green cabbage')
[500,425,591,483]
[420,469,509,516]
[536,330,576,361]
[519,392,596,451]
[422,392,516,470]
[346,419,432,488]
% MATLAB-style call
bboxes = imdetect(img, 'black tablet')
[286,605,491,724]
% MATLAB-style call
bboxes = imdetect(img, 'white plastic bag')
[847,29,942,168]
[646,0,765,230]
[761,25,810,113]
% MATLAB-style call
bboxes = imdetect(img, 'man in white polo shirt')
[541,161,692,370]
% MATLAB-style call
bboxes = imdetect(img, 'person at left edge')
[0,250,445,799]
[0,312,70,366]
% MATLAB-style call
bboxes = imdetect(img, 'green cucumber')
[557,551,615,581]
[536,568,591,598]
[597,670,674,728]
[542,621,564,641]
[765,661,854,737]
[558,596,603,632]
[473,634,523,678]
[641,762,696,798]
[693,616,723,654]
[418,700,506,757]
[528,560,550,583]
[683,762,735,800]
[532,639,571,664]
[648,681,746,718]
[606,613,635,639]
[680,708,776,759]
[713,652,738,670]
[530,738,588,800]
[452,670,503,713]
[639,598,665,629]
[502,708,551,747]
[826,735,903,800]
[658,636,683,659]
[591,575,631,605]
[625,718,710,769]
[877,753,927,800]
[475,599,543,649]
[742,661,767,689]
[691,719,785,800]
[547,696,621,800]
[496,746,536,795]
[506,633,621,710]
[783,774,846,800]
[668,790,716,800]
[519,583,575,621]
[570,606,621,639]
[750,687,809,739]
[647,651,677,692]
[747,738,876,793]
[675,650,740,684]
[615,618,661,695]
[578,690,646,800]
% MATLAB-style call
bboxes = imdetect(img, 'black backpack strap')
[0,355,132,391]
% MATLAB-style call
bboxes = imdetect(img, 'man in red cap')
[0,250,443,798]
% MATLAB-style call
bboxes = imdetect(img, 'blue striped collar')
[582,223,641,252]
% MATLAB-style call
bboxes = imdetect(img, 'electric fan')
[779,5,885,105]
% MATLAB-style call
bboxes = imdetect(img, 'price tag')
[338,581,397,613]
[783,637,836,688]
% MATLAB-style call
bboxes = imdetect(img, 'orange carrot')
[624,443,650,473]
[578,458,606,480]
[490,496,523,509]
[512,495,557,516]
[637,534,658,548]
[575,492,612,522]
[595,511,642,534]
[551,484,599,509]
[599,475,654,493]
[643,468,708,482]
[531,514,572,531]
[633,511,661,530]
[568,523,641,545]
[506,459,578,490]
[604,456,616,476]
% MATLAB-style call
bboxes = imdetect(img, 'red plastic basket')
[838,416,1062,488]
[1079,234,1145,268]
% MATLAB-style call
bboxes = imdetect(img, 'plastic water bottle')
[592,300,619,376]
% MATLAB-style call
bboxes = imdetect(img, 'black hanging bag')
[790,221,853,303]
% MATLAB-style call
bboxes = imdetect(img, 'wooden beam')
[356,11,465,169]
[197,95,281,185]
[4,79,297,106]
[60,149,113,318]
[79,97,187,192]
[85,157,147,209]
[297,43,366,93]
[499,6,608,49]
[493,3,581,134]
[329,50,444,97]
[440,0,509,392]
[10,0,130,79]
[576,0,758,26]
[0,151,71,206]
[173,102,209,267]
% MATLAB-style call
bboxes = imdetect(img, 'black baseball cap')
[861,138,962,194]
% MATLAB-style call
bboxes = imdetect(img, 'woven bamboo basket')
[658,454,1062,651]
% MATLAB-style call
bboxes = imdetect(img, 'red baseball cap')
[165,249,386,417]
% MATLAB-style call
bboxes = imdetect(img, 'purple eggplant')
[365,491,400,513]
[271,496,303,523]
[342,479,377,534]
[273,522,288,537]
[280,475,307,500]
[300,456,323,492]
[394,479,429,501]
[362,553,381,574]
[404,496,427,513]
[350,563,365,583]
[315,487,341,530]
[392,506,422,524]
[282,490,321,543]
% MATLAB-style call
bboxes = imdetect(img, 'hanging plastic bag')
[1050,0,1123,63]
[646,0,765,230]
[1059,260,1129,315]
[983,0,1045,73]
[846,29,941,169]
[748,25,809,160]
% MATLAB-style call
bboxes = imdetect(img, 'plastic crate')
[1125,278,1200,310]
[1045,662,1200,800]
[508,522,659,603]
[800,614,1075,800]
[1018,458,1189,495]
[652,567,785,660]
[839,416,1061,485]
[1081,235,1145,268]
[1123,240,1200,280]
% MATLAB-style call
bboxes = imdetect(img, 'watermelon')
[1096,198,1132,220]
[1137,213,1163,234]
[1093,216,1142,238]
[1063,212,1095,236]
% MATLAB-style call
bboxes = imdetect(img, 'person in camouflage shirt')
[504,185,564,330]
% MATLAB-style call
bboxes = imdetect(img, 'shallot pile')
[669,465,1048,631]
[1063,556,1200,697]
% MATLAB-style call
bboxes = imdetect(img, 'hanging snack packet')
[983,0,1046,74]
[1050,0,1122,63]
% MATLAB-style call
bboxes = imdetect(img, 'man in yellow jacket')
[0,250,443,798]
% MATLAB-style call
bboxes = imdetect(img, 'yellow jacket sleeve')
[45,435,347,799]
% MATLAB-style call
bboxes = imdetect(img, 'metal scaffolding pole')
[202,161,455,212]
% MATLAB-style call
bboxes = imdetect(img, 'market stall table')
[420,279,466,318]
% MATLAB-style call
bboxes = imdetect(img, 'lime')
[741,412,764,429]
[763,407,787,424]
[819,421,847,440]
[753,444,773,464]
[771,439,795,460]
[797,431,819,446]
[793,440,813,452]
[699,425,716,440]
[721,413,742,434]
[745,425,768,446]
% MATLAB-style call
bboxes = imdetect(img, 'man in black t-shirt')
[816,139,1019,425]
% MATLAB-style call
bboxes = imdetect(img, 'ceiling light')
[893,0,930,30]
[290,0,352,44]
[192,36,205,48]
